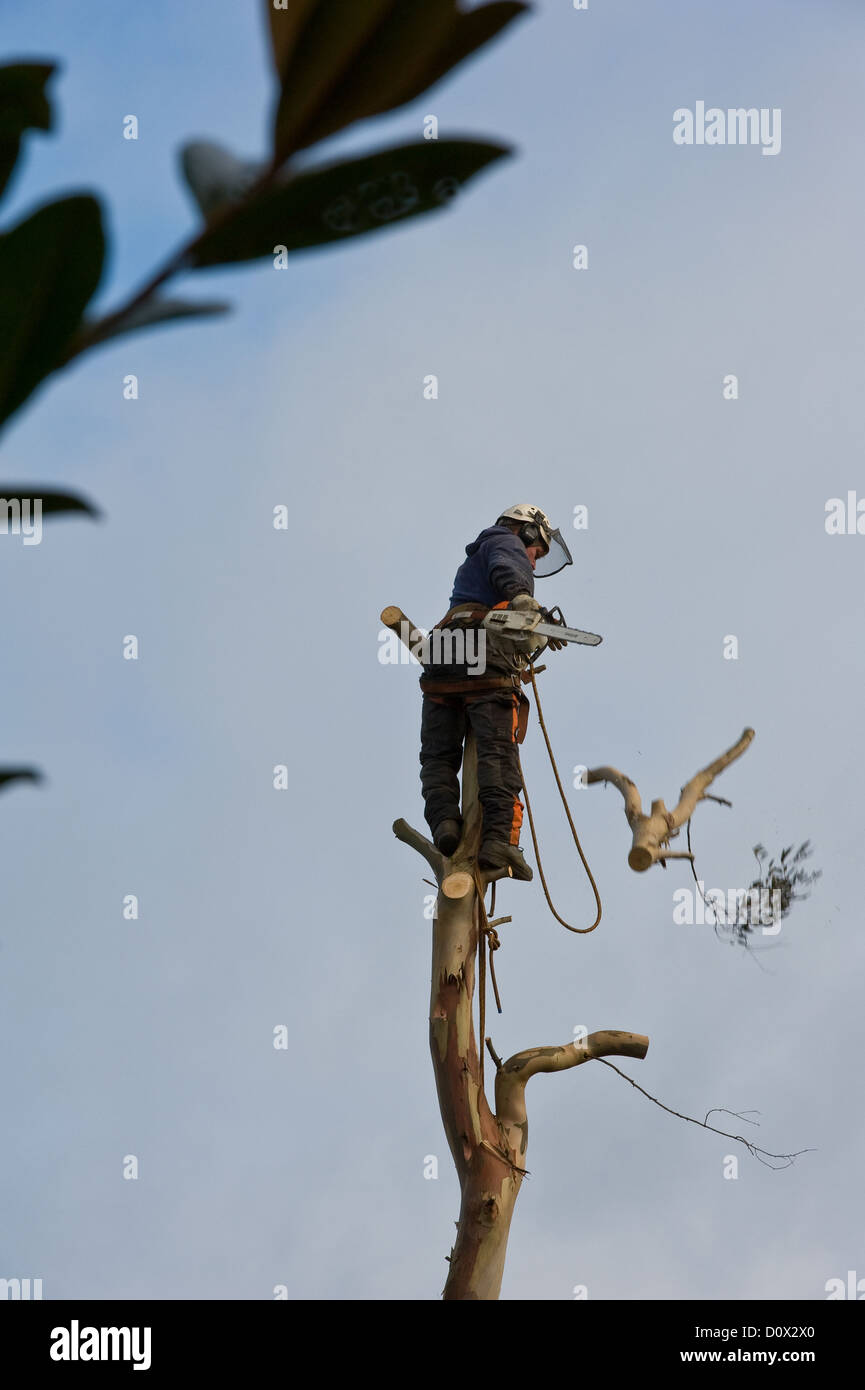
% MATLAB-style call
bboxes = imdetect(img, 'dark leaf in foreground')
[190,138,510,267]
[266,0,528,161]
[0,62,56,202]
[73,297,231,356]
[0,767,42,793]
[0,194,105,432]
[0,486,100,519]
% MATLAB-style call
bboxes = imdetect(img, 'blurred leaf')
[267,0,528,161]
[0,62,55,203]
[265,0,324,75]
[0,486,100,519]
[0,194,105,432]
[74,296,231,355]
[280,2,527,155]
[268,0,396,160]
[0,767,42,793]
[180,141,265,220]
[392,3,529,114]
[190,138,509,267]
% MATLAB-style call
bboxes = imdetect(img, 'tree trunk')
[427,733,523,1299]
[389,605,648,1299]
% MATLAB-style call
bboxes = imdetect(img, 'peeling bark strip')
[587,727,755,871]
[388,603,649,1300]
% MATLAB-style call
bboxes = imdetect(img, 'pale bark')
[586,727,755,871]
[496,1032,650,1163]
[388,604,649,1299]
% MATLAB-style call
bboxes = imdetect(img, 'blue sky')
[1,0,863,1300]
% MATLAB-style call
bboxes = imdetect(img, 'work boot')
[433,819,462,856]
[478,840,533,881]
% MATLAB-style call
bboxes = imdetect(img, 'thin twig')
[485,1037,503,1072]
[597,1059,814,1170]
[705,1107,760,1126]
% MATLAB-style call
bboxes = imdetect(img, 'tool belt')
[420,599,530,742]
[418,673,518,698]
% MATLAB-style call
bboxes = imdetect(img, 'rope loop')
[518,659,602,934]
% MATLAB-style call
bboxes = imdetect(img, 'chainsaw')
[483,605,602,648]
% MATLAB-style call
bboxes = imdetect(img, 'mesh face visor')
[532,527,573,577]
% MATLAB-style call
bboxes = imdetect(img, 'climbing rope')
[518,659,602,934]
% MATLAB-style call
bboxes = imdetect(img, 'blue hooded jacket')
[449,526,535,608]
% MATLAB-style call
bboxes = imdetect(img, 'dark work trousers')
[419,622,525,846]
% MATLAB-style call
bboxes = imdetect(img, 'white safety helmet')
[495,503,573,578]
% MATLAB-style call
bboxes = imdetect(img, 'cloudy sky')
[1,0,862,1300]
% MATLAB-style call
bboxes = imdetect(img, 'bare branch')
[704,1107,760,1126]
[668,728,755,830]
[485,1037,503,1072]
[495,1031,649,1159]
[585,766,642,822]
[587,728,755,872]
[597,1059,814,1170]
[393,818,444,879]
[380,605,424,654]
[502,1030,650,1081]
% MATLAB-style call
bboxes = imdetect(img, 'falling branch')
[587,727,755,871]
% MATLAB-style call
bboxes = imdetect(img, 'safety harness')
[419,603,523,696]
[420,601,602,932]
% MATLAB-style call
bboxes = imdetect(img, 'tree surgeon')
[419,504,573,878]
